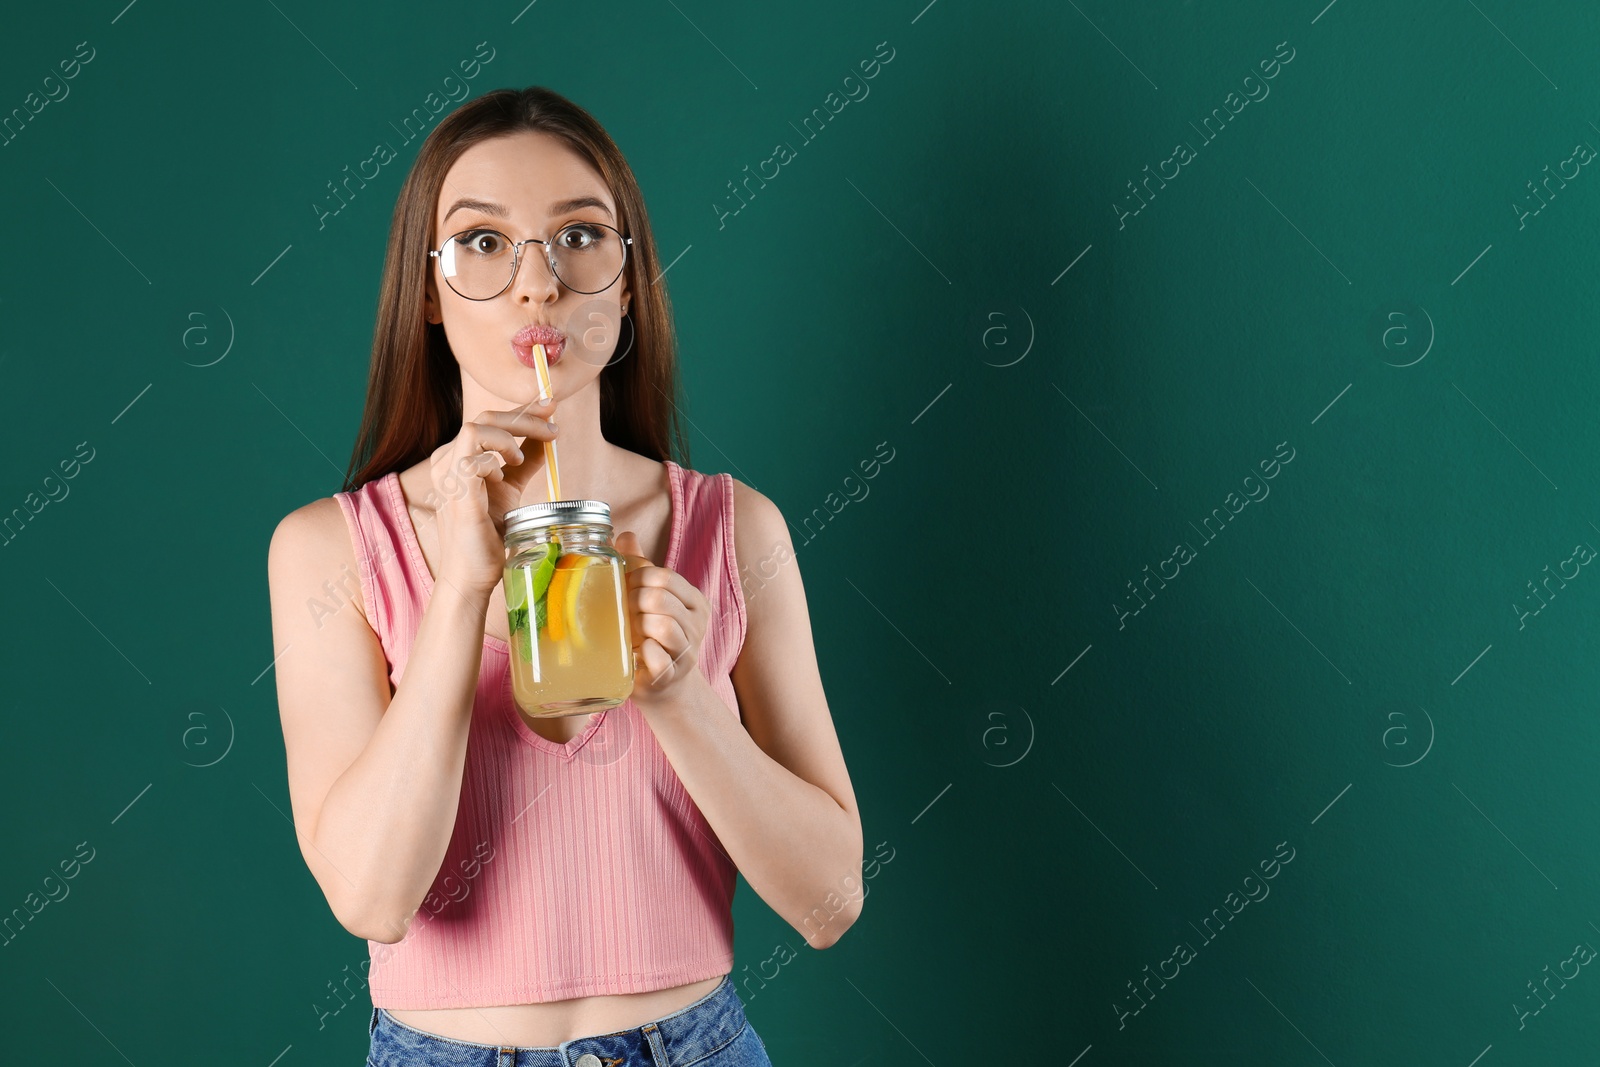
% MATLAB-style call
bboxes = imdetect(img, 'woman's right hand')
[428,398,560,599]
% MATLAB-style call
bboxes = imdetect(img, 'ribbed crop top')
[331,459,748,1009]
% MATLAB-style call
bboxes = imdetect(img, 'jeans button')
[575,1055,602,1067]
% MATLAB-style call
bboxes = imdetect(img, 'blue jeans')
[367,974,774,1066]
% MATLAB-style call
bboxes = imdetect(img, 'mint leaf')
[507,603,532,663]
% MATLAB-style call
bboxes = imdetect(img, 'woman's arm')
[267,497,488,943]
[639,479,865,949]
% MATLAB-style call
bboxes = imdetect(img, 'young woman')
[266,86,862,1064]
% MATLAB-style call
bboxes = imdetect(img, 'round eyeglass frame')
[427,220,634,299]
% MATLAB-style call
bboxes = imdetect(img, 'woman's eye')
[460,230,506,254]
[559,225,600,249]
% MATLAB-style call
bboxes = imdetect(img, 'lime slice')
[504,567,529,662]
[530,540,560,634]
[505,566,528,613]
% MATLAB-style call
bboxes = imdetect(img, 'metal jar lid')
[504,499,613,539]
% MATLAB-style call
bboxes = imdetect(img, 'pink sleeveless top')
[332,459,748,1009]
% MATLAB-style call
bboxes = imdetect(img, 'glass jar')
[502,499,635,716]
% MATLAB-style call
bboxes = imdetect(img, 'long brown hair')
[341,86,689,492]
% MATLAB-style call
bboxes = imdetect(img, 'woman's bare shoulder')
[268,493,366,625]
[270,494,351,560]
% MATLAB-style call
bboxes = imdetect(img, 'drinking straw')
[530,343,562,502]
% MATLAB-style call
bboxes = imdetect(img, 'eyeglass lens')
[438,224,626,298]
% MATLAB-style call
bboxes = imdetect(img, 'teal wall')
[4,0,1600,1062]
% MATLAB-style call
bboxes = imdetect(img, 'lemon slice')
[561,555,597,651]
[546,554,596,645]
[546,557,573,642]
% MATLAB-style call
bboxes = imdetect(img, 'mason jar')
[502,499,635,716]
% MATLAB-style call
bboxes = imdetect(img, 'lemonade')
[502,502,634,716]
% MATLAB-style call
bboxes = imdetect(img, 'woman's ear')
[424,275,442,324]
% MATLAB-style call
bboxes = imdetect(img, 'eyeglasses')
[427,221,633,300]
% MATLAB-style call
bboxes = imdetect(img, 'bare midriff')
[385,973,726,1046]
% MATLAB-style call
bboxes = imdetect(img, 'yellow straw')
[531,343,562,501]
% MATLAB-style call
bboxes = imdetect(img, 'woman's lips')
[512,339,563,368]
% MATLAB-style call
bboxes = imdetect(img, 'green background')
[3,0,1599,1062]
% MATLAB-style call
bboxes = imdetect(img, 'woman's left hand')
[614,530,710,709]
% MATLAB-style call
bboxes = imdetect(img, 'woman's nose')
[510,242,561,300]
